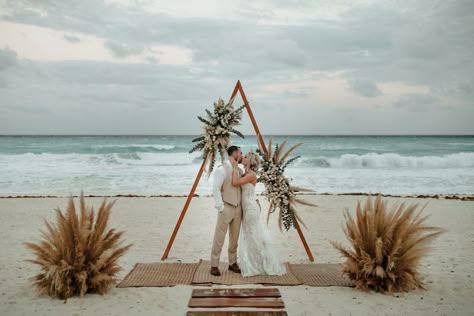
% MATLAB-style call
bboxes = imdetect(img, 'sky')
[0,0,473,135]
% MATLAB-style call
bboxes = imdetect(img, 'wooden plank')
[187,311,287,316]
[188,297,285,308]
[192,288,281,298]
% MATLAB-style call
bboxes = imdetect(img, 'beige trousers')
[210,202,242,267]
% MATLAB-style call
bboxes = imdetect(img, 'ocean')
[0,135,473,196]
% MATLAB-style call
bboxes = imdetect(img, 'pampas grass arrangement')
[24,193,131,300]
[330,195,445,293]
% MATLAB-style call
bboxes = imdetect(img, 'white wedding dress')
[238,183,286,277]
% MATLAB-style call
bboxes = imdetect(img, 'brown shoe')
[210,266,221,276]
[228,263,241,273]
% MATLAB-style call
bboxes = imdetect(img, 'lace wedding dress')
[238,183,286,277]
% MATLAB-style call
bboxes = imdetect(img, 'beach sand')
[0,195,473,315]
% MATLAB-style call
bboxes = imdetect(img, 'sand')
[0,195,473,315]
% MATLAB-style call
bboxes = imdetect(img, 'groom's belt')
[223,200,241,207]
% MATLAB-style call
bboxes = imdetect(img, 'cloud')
[0,0,473,134]
[104,40,144,58]
[393,93,441,112]
[0,47,17,71]
[349,78,382,97]
[63,34,81,43]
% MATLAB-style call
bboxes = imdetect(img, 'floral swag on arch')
[190,98,246,174]
[257,138,317,231]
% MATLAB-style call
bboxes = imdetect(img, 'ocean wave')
[2,153,473,196]
[93,144,177,152]
[298,152,474,169]
[131,152,200,165]
[0,152,201,167]
[0,144,179,155]
[3,152,474,169]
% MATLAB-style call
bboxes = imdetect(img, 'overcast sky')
[0,0,473,135]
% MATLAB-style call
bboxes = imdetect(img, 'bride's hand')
[229,157,238,168]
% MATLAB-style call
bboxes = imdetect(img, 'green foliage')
[189,99,246,174]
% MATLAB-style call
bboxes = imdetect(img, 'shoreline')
[1,192,473,201]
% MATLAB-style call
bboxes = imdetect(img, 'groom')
[210,145,243,276]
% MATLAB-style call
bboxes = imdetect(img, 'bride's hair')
[247,151,261,172]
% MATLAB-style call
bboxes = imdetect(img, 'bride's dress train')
[238,183,286,277]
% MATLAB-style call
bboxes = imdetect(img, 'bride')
[229,152,286,277]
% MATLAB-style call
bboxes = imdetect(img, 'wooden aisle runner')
[187,288,287,316]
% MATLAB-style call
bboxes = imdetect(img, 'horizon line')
[0,134,473,137]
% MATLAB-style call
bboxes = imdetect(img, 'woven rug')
[289,263,354,287]
[117,261,354,288]
[191,260,302,286]
[117,262,198,288]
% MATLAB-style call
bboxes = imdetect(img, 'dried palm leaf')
[292,207,308,230]
[289,186,314,192]
[279,142,304,164]
[267,137,273,160]
[274,138,288,163]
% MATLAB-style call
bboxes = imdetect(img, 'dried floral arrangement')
[257,138,317,231]
[190,98,246,174]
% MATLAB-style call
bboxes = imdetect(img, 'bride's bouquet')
[257,138,317,231]
[190,98,246,174]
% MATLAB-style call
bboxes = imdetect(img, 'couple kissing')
[210,145,286,277]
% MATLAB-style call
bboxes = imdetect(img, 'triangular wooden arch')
[161,80,315,262]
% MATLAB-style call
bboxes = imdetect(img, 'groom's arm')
[212,167,226,212]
